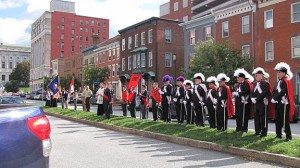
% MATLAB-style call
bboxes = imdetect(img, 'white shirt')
[96,88,105,104]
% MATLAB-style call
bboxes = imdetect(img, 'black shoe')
[285,138,292,142]
[260,134,267,137]
[275,135,282,139]
[254,133,260,136]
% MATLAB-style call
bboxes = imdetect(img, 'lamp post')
[173,54,177,78]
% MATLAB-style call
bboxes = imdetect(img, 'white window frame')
[128,36,132,49]
[132,54,137,69]
[148,51,153,67]
[122,58,125,71]
[174,2,178,11]
[291,36,300,58]
[112,48,116,56]
[265,41,274,61]
[135,34,139,47]
[112,64,115,77]
[264,9,273,29]
[164,52,172,67]
[122,38,125,51]
[183,0,188,8]
[128,56,131,70]
[183,16,189,22]
[148,29,153,43]
[136,53,140,68]
[242,45,250,58]
[291,2,300,23]
[190,29,195,45]
[141,32,146,46]
[141,53,146,68]
[204,25,212,40]
[222,21,229,38]
[242,15,250,34]
[165,29,172,43]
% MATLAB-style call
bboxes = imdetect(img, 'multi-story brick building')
[0,43,30,84]
[118,17,184,91]
[30,0,109,91]
[160,0,192,22]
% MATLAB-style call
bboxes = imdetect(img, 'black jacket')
[272,79,287,102]
[193,84,207,106]
[252,81,269,102]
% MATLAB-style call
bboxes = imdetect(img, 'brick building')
[118,17,184,91]
[160,0,192,22]
[30,0,109,91]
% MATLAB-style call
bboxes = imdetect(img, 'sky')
[0,0,168,47]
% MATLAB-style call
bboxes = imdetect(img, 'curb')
[46,112,300,168]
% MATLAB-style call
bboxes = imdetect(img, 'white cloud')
[0,18,33,46]
[0,0,23,9]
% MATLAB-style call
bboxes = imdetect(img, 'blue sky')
[0,0,167,46]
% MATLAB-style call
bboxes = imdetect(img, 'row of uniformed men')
[153,62,294,141]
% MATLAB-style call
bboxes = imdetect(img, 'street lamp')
[173,54,177,78]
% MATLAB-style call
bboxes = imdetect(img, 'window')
[174,2,178,11]
[85,59,88,65]
[128,56,131,70]
[242,15,250,34]
[61,25,64,30]
[71,29,75,35]
[71,46,75,52]
[85,21,89,25]
[71,37,74,43]
[265,41,274,61]
[183,0,188,8]
[112,48,116,56]
[2,75,5,81]
[141,32,146,46]
[128,36,132,49]
[122,38,125,51]
[292,2,300,23]
[89,57,94,64]
[165,29,172,43]
[71,21,75,27]
[9,62,12,69]
[85,28,88,33]
[2,61,5,68]
[183,16,189,22]
[190,29,195,45]
[204,26,212,40]
[148,51,153,67]
[80,20,83,25]
[79,36,82,41]
[61,43,64,49]
[165,53,172,67]
[91,20,94,26]
[136,53,140,68]
[116,64,119,76]
[141,53,146,67]
[122,58,125,71]
[80,27,83,32]
[242,45,250,58]
[117,48,120,58]
[61,17,65,22]
[85,36,88,41]
[135,34,139,47]
[109,50,112,60]
[61,34,64,40]
[148,29,153,43]
[112,64,115,77]
[222,21,229,38]
[133,54,137,69]
[292,36,300,58]
[264,10,273,29]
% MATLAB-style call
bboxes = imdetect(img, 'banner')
[127,73,142,90]
[48,76,59,94]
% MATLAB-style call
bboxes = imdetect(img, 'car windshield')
[0,97,25,104]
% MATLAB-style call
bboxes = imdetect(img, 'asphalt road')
[49,116,284,168]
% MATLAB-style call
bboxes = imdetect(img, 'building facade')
[0,44,30,83]
[160,0,192,22]
[30,0,109,91]
[118,17,184,90]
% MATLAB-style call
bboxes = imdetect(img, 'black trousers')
[217,105,228,130]
[162,101,170,122]
[254,102,268,135]
[46,100,51,107]
[52,98,57,107]
[85,97,91,112]
[275,103,292,139]
[103,102,110,119]
[175,101,184,123]
[128,104,136,118]
[152,101,158,121]
[207,104,217,128]
[236,102,250,132]
[97,104,104,116]
[194,104,204,126]
[121,103,127,116]
[185,103,194,124]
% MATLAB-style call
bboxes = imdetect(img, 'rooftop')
[0,43,31,52]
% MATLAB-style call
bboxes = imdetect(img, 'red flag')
[284,78,295,122]
[127,73,142,90]
[69,77,75,93]
[226,85,234,118]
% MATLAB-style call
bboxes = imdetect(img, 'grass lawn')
[20,87,30,93]
[44,107,300,158]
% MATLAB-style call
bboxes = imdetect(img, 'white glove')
[263,98,268,105]
[180,99,183,104]
[159,90,164,95]
[191,102,194,107]
[200,101,205,106]
[271,99,278,104]
[183,100,187,105]
[213,98,218,104]
[233,92,239,97]
[173,98,177,102]
[281,97,289,104]
[251,98,256,104]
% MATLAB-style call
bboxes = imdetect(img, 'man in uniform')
[206,76,218,128]
[174,76,185,123]
[160,75,173,122]
[139,85,149,119]
[183,80,194,124]
[193,73,207,126]
[272,62,295,141]
[150,82,161,121]
[251,67,271,137]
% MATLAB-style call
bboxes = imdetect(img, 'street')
[49,116,284,168]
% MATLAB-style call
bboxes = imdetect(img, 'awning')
[119,74,130,80]
[131,47,148,53]
[143,71,156,80]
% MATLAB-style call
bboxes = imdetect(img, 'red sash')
[128,91,135,103]
[283,78,295,122]
[122,91,128,102]
[226,86,234,118]
[267,82,276,119]
[151,88,161,104]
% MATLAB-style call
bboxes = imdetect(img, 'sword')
[222,100,226,130]
[146,106,149,119]
[214,105,217,127]
[201,103,205,125]
[168,101,171,123]
[264,104,267,129]
[283,103,286,132]
[183,102,188,123]
[180,100,183,123]
[242,97,246,128]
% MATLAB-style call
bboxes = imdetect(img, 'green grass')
[20,87,29,93]
[44,107,300,158]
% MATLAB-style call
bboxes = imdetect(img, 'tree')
[44,75,81,92]
[82,66,110,89]
[4,80,20,93]
[43,77,51,90]
[185,41,253,85]
[10,61,30,87]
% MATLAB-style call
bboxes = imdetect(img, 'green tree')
[10,61,30,87]
[185,41,253,84]
[82,66,110,89]
[4,80,20,93]
[43,77,51,90]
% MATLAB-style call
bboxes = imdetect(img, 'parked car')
[0,97,51,167]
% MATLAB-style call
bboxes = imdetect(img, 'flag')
[69,77,75,93]
[127,73,142,90]
[48,76,59,94]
